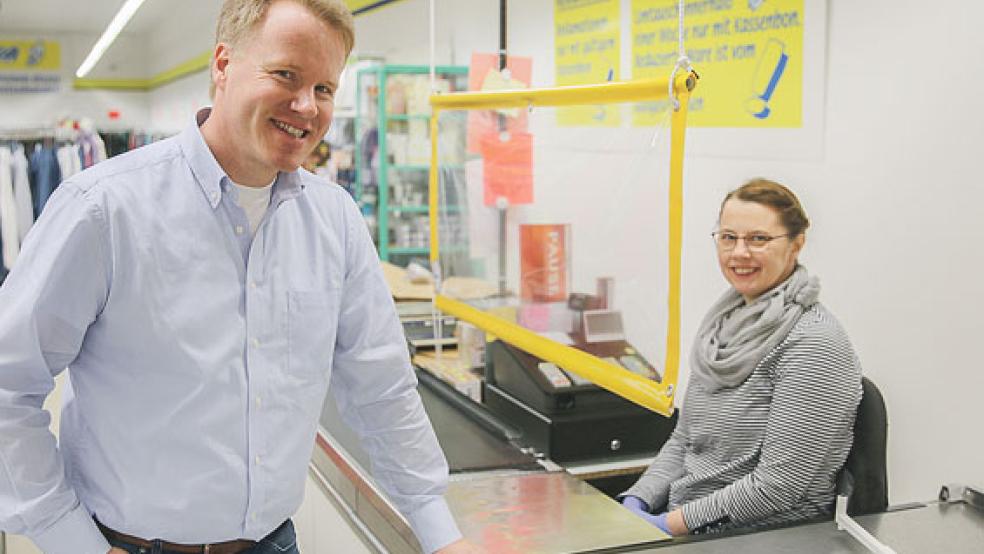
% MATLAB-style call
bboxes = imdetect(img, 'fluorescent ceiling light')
[75,0,148,78]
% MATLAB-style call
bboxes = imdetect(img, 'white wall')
[355,0,984,505]
[0,31,151,130]
[148,71,211,134]
[143,0,218,133]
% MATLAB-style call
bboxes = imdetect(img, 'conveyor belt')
[318,370,539,474]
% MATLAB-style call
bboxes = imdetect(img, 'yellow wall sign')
[0,40,60,71]
[0,40,61,94]
[554,0,621,126]
[632,0,803,127]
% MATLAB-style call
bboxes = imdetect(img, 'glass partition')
[427,77,695,416]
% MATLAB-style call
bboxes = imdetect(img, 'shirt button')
[210,192,219,202]
[236,225,245,235]
[255,396,262,408]
[255,455,262,465]
[249,281,257,289]
[251,338,260,348]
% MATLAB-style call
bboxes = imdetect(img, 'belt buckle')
[203,545,211,554]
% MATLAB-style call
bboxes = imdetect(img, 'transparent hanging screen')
[428,78,692,416]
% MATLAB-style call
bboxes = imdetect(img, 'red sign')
[480,131,533,207]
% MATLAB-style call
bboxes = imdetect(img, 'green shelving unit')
[354,64,469,263]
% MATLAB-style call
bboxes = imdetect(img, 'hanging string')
[677,0,687,58]
[669,0,693,111]
[429,0,436,92]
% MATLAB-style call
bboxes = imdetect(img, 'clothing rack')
[0,126,169,286]
[0,128,56,141]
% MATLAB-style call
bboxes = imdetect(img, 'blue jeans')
[106,519,299,554]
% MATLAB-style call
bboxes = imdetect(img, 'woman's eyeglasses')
[711,231,792,251]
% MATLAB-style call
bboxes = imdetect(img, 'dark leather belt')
[97,520,257,554]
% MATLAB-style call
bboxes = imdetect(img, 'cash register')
[483,306,677,462]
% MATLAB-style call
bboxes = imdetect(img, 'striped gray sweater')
[623,303,862,532]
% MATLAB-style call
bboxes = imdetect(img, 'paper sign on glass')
[480,131,533,207]
[467,53,533,154]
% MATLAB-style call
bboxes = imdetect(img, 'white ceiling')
[0,0,218,77]
[0,0,210,34]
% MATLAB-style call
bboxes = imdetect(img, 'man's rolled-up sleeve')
[327,198,462,553]
[0,183,112,554]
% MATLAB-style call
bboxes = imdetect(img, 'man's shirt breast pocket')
[287,289,341,381]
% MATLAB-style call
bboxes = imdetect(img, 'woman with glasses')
[619,178,863,536]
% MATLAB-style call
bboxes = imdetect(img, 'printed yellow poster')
[632,0,804,127]
[0,40,60,71]
[554,0,620,126]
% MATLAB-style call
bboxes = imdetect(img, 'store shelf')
[355,64,469,264]
[388,205,461,213]
[388,113,432,121]
[388,245,467,255]
[388,246,431,255]
[389,205,428,213]
[391,164,465,171]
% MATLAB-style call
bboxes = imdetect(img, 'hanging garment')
[57,145,81,179]
[92,132,107,163]
[11,145,34,243]
[80,139,94,169]
[77,132,107,169]
[29,145,61,218]
[0,147,20,269]
[101,132,129,158]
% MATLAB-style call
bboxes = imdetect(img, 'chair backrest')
[838,376,889,515]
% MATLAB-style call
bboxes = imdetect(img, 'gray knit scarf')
[690,265,820,391]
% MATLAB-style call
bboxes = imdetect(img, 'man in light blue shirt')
[0,1,473,552]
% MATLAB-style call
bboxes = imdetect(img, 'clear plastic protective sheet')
[429,80,691,415]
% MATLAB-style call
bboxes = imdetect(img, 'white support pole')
[429,0,436,91]
[834,496,898,554]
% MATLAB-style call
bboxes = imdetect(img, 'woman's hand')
[621,495,672,535]
[621,496,690,536]
[665,509,689,535]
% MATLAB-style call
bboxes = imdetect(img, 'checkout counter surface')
[317,373,670,553]
[632,500,984,553]
[315,373,983,553]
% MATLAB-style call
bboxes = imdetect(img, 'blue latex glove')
[621,496,672,534]
[621,495,650,513]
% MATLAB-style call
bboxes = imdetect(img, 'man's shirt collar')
[178,107,305,210]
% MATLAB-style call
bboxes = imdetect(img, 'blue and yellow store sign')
[0,40,61,70]
[0,40,61,94]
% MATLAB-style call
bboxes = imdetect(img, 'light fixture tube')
[75,0,148,78]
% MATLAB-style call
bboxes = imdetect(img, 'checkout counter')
[313,371,984,553]
[314,368,673,553]
[310,298,984,553]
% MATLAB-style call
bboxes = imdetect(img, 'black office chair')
[837,376,889,516]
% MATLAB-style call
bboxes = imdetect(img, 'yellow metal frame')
[428,75,695,416]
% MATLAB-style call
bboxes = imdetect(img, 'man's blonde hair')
[217,0,354,53]
[210,0,355,97]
